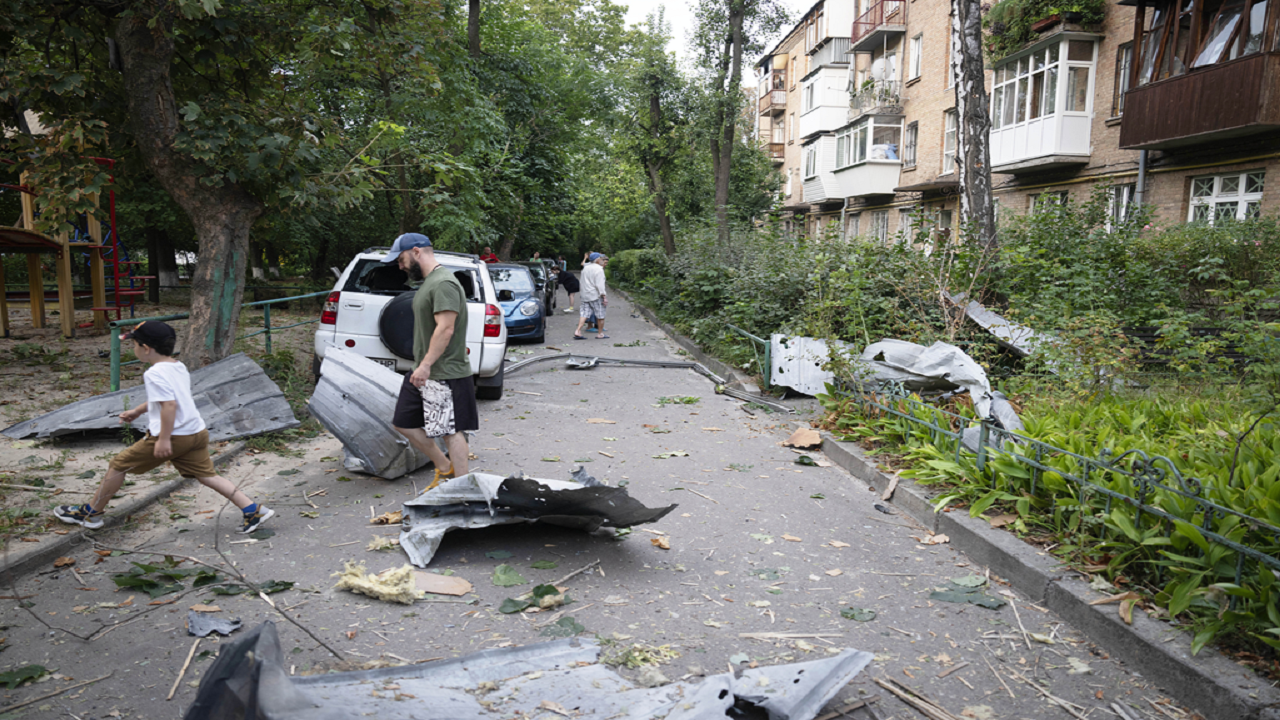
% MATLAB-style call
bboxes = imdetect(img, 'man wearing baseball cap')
[54,321,274,534]
[383,233,478,489]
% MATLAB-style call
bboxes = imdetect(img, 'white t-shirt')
[580,263,607,302]
[143,361,206,437]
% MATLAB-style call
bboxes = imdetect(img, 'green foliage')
[821,385,1280,659]
[984,0,1107,60]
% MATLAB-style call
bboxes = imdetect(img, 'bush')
[607,248,669,290]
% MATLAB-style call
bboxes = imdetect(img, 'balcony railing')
[851,0,906,48]
[1119,52,1280,150]
[849,80,903,119]
[759,90,787,114]
[767,143,785,162]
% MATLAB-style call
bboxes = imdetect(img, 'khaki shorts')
[109,429,217,478]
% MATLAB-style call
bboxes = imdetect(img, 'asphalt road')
[0,287,1195,720]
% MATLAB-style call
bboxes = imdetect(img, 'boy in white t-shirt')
[54,321,274,534]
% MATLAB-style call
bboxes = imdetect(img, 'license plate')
[373,358,396,370]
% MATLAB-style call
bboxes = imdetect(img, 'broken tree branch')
[167,637,200,700]
[0,673,112,715]
[517,560,600,601]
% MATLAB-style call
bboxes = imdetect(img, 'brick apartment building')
[755,0,1280,241]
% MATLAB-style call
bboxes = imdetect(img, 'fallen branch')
[873,678,962,720]
[0,673,112,715]
[167,637,201,701]
[980,651,1015,699]
[517,560,600,601]
[1005,667,1089,720]
[936,661,969,678]
[814,695,880,720]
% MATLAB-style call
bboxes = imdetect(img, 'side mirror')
[497,289,515,302]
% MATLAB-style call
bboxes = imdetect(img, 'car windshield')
[343,258,483,302]
[521,263,546,282]
[491,268,535,294]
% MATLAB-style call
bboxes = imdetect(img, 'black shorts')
[392,374,479,435]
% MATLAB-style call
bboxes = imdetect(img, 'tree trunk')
[709,34,732,243]
[951,0,997,249]
[265,242,282,279]
[646,163,676,256]
[249,239,265,280]
[468,0,482,57]
[146,228,163,303]
[713,5,745,244]
[311,230,332,282]
[114,3,263,367]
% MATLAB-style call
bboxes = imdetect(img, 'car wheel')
[475,363,504,400]
[531,323,545,344]
[379,292,416,359]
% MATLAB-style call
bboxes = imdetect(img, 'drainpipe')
[1135,150,1148,207]
[839,197,851,241]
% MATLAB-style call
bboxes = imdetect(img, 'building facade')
[754,0,1280,240]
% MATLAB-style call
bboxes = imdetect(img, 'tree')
[951,0,998,248]
[692,0,789,242]
[1,0,446,365]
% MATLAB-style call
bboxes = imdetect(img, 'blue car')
[489,264,545,343]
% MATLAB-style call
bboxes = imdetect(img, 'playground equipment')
[0,157,151,338]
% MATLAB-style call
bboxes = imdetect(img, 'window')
[1029,190,1069,212]
[803,82,816,112]
[1110,183,1137,224]
[909,35,923,80]
[785,170,794,198]
[846,213,860,239]
[942,111,958,174]
[1112,43,1132,117]
[804,145,820,179]
[870,210,889,243]
[835,117,902,169]
[789,112,797,142]
[1136,0,1270,85]
[903,122,918,168]
[899,207,917,243]
[990,40,1098,130]
[773,115,785,143]
[1189,170,1265,223]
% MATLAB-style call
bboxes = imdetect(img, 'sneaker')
[240,506,276,534]
[564,307,574,313]
[424,464,456,492]
[54,504,104,530]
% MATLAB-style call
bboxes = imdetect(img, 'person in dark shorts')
[384,233,479,489]
[53,321,274,533]
[554,266,580,313]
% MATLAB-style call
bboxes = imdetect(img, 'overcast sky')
[621,0,814,63]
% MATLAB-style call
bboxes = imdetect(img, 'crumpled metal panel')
[861,340,994,416]
[184,621,875,720]
[307,349,432,479]
[399,470,677,567]
[771,335,847,397]
[2,353,298,442]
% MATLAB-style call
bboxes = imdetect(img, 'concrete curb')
[623,293,1280,720]
[1,441,248,582]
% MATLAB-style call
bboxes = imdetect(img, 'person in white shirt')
[574,253,609,340]
[54,321,274,534]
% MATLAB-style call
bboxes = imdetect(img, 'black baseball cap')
[120,320,177,349]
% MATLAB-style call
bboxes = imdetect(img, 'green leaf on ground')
[950,575,987,588]
[541,456,561,462]
[531,560,559,569]
[929,588,1006,610]
[499,598,531,614]
[485,550,514,559]
[336,476,353,482]
[0,664,48,689]
[729,653,750,665]
[795,455,818,466]
[259,580,294,594]
[840,607,877,622]
[539,616,585,637]
[810,493,826,500]
[249,528,276,540]
[77,470,96,479]
[492,564,527,587]
[277,469,300,476]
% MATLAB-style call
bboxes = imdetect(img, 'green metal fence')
[835,382,1280,589]
[726,324,771,390]
[108,291,328,390]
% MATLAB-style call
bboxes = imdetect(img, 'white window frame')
[834,117,903,170]
[1189,170,1266,224]
[789,112,797,142]
[909,34,923,80]
[990,39,1096,132]
[1109,183,1136,227]
[803,145,818,180]
[869,210,889,244]
[1112,43,1132,117]
[803,80,816,112]
[899,207,917,243]
[846,213,860,240]
[903,121,918,168]
[1029,190,1069,212]
[942,110,958,174]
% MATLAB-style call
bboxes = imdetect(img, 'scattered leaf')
[336,476,353,482]
[371,511,403,525]
[539,617,585,638]
[794,455,818,467]
[810,493,826,500]
[781,427,822,449]
[541,456,562,462]
[485,550,514,560]
[949,575,987,588]
[586,419,616,424]
[0,665,47,689]
[277,469,300,476]
[492,564,527,587]
[53,557,75,568]
[190,604,221,613]
[781,534,802,542]
[531,560,558,569]
[650,537,671,550]
[825,569,843,577]
[1067,657,1093,675]
[987,513,1018,528]
[840,607,877,622]
[652,451,689,459]
[829,541,851,548]
[729,653,750,665]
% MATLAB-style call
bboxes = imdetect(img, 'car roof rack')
[362,246,481,262]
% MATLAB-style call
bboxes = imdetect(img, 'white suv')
[313,248,508,399]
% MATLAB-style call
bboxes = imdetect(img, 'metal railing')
[835,382,1280,589]
[726,324,772,390]
[108,290,328,390]
[850,80,903,118]
[851,0,906,45]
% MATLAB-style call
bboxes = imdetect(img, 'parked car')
[313,248,508,399]
[517,261,556,313]
[489,264,546,343]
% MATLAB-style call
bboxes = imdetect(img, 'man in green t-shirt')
[383,233,478,490]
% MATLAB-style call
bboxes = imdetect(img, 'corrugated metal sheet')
[2,353,298,441]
